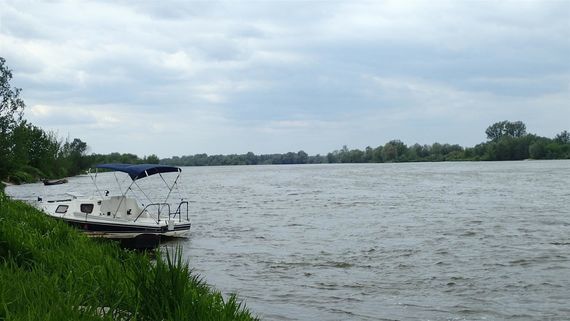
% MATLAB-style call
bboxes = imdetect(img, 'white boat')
[36,163,191,247]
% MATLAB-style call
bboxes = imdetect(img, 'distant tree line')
[2,57,568,184]
[161,151,325,166]
[161,121,569,166]
[84,153,160,166]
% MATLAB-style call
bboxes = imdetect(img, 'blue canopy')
[96,163,181,181]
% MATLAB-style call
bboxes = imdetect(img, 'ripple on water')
[6,161,570,321]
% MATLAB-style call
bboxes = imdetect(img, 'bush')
[9,170,35,184]
[21,165,46,179]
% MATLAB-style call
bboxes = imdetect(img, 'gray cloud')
[1,0,568,156]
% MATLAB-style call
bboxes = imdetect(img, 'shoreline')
[0,189,259,321]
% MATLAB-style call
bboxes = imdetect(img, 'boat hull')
[49,215,190,236]
[37,197,191,249]
[48,216,191,249]
[43,179,68,186]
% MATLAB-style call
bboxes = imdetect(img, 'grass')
[0,189,259,321]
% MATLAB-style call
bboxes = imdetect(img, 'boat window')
[80,204,94,214]
[55,205,68,214]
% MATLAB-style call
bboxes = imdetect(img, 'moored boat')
[36,164,191,248]
[43,178,68,185]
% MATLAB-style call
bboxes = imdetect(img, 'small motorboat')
[36,164,191,248]
[43,178,68,186]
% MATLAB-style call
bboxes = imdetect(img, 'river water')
[6,161,570,320]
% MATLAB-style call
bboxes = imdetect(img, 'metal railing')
[134,201,189,224]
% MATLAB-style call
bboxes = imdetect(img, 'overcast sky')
[1,0,569,157]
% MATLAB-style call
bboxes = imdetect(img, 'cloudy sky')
[1,0,568,157]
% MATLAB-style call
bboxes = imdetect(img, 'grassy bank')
[0,189,258,321]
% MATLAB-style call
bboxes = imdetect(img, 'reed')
[0,190,259,321]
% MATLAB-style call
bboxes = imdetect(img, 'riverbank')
[0,188,258,321]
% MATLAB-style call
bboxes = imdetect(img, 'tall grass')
[0,190,259,321]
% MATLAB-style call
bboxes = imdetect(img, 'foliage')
[0,58,25,128]
[0,57,26,179]
[161,150,323,166]
[555,130,570,144]
[60,138,89,175]
[485,120,527,141]
[84,153,160,167]
[0,192,259,321]
[162,121,569,166]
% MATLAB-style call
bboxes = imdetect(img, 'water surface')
[7,161,570,320]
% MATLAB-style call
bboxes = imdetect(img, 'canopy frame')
[95,163,181,181]
[88,163,185,220]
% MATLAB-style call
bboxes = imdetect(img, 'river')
[6,161,570,320]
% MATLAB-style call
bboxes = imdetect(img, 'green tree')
[485,120,527,141]
[363,146,373,163]
[555,130,569,144]
[326,151,339,163]
[349,149,364,163]
[245,152,257,165]
[381,140,402,162]
[0,57,26,178]
[60,138,88,176]
[382,144,397,162]
[382,140,407,162]
[505,121,527,137]
[529,141,547,159]
[296,150,308,164]
[144,154,160,164]
[408,143,429,160]
[280,152,294,164]
[545,143,562,158]
[10,121,60,177]
[338,145,350,163]
[372,146,383,163]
